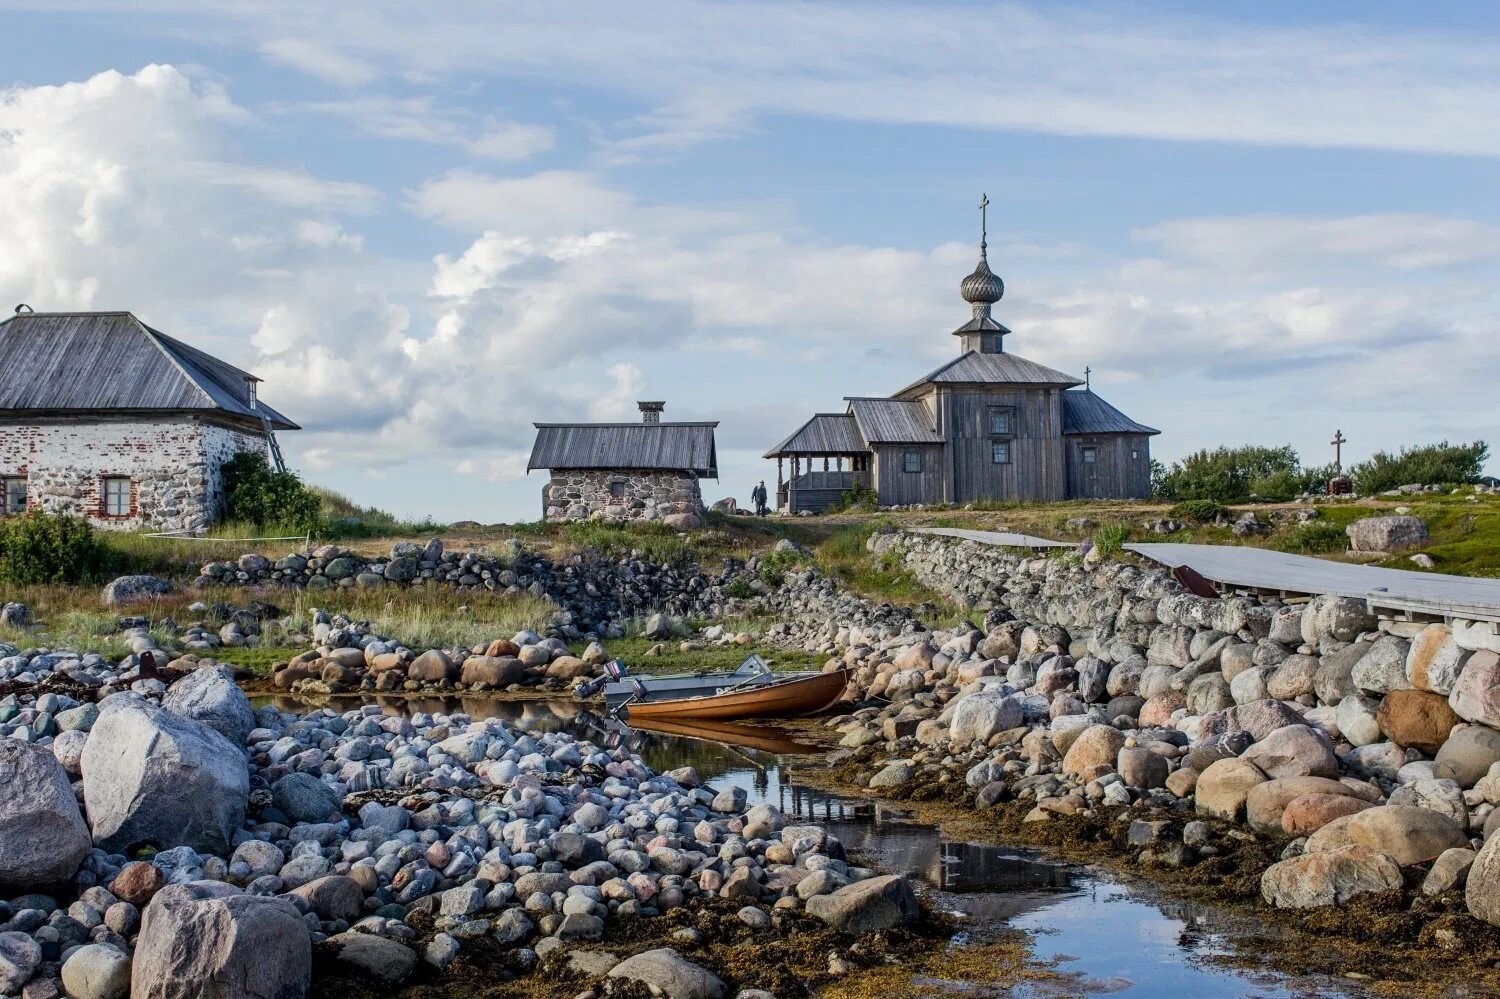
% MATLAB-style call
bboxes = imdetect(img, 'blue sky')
[2,1,1498,521]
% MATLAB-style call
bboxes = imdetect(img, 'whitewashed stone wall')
[0,417,268,533]
[543,469,706,527]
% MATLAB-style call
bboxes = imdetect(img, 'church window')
[1081,446,1098,464]
[902,452,922,473]
[991,441,1010,464]
[102,476,132,517]
[987,407,1014,434]
[1,476,25,515]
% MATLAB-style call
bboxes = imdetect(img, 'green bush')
[827,483,879,514]
[757,545,811,587]
[721,578,756,599]
[1277,521,1348,554]
[1155,445,1303,502]
[1093,522,1131,558]
[0,513,113,585]
[222,451,322,532]
[1348,440,1489,494]
[311,486,445,539]
[1167,499,1227,524]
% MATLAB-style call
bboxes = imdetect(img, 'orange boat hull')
[625,668,850,722]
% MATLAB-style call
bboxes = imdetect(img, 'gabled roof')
[529,422,718,478]
[0,311,298,429]
[763,413,866,458]
[1062,389,1160,436]
[895,349,1083,398]
[846,397,943,445]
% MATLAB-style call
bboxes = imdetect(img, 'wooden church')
[765,198,1159,513]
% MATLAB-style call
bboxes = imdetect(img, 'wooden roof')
[895,349,1082,398]
[763,413,866,457]
[0,311,298,429]
[1062,389,1160,436]
[846,398,943,445]
[529,422,718,477]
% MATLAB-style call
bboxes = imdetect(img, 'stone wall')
[0,417,268,534]
[543,469,706,528]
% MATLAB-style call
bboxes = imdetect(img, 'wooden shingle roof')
[895,349,1082,397]
[846,398,943,445]
[1062,389,1160,436]
[0,311,298,429]
[529,422,718,478]
[763,413,866,457]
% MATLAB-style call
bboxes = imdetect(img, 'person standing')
[751,480,769,516]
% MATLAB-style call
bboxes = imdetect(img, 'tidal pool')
[256,693,1366,998]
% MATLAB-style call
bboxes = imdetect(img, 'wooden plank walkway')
[912,528,1500,623]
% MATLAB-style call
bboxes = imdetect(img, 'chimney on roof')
[638,401,665,424]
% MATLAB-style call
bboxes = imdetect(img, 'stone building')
[766,199,1159,513]
[528,402,717,527]
[0,309,298,533]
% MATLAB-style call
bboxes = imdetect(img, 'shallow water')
[257,693,1363,998]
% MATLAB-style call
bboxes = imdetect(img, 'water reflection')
[256,693,1363,998]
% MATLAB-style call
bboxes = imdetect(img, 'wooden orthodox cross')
[1331,429,1347,474]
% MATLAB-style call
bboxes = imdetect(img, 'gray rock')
[1435,725,1500,788]
[0,931,41,994]
[1347,516,1429,553]
[82,695,248,855]
[101,575,173,606]
[1352,636,1413,695]
[162,665,254,745]
[60,943,131,999]
[131,881,310,998]
[271,773,341,824]
[1334,695,1381,747]
[804,874,919,933]
[1423,848,1477,896]
[607,948,730,999]
[324,932,418,985]
[0,740,91,891]
[1261,845,1402,908]
[949,692,1022,745]
[1240,724,1338,780]
[1468,834,1500,926]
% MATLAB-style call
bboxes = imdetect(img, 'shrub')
[1167,499,1227,524]
[722,578,757,599]
[827,483,879,514]
[757,545,811,587]
[1093,522,1131,558]
[311,486,445,539]
[1348,440,1489,494]
[0,513,113,585]
[1156,445,1302,502]
[1277,521,1348,554]
[222,451,322,532]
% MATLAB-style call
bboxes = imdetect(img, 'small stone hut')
[0,309,298,533]
[528,402,717,527]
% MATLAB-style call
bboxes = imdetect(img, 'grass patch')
[810,522,957,614]
[207,645,304,675]
[1093,522,1131,558]
[312,486,448,539]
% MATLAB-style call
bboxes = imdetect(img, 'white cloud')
[66,1,1500,159]
[273,97,555,161]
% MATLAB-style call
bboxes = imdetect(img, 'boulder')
[1240,724,1337,780]
[1407,625,1472,694]
[1261,845,1402,908]
[804,874,919,933]
[1375,689,1460,755]
[949,693,1023,745]
[161,665,254,745]
[1061,725,1127,777]
[1197,699,1304,742]
[460,656,524,688]
[1301,595,1377,647]
[0,740,91,891]
[101,575,173,606]
[1435,724,1500,787]
[1245,777,1356,835]
[407,650,456,684]
[1334,695,1382,747]
[1424,847,1477,896]
[606,948,730,999]
[323,932,418,985]
[0,932,41,994]
[289,876,363,923]
[1281,793,1373,836]
[1116,747,1168,790]
[1450,651,1500,729]
[1467,835,1500,926]
[271,773,341,825]
[1351,636,1413,695]
[1195,758,1268,821]
[132,882,310,998]
[1345,805,1469,866]
[1346,515,1429,553]
[82,694,248,855]
[545,656,594,681]
[61,943,131,999]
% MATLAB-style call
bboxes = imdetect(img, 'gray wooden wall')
[872,444,944,505]
[1064,434,1152,499]
[939,386,1067,503]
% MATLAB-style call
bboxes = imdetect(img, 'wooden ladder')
[260,412,287,473]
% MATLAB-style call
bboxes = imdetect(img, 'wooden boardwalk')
[912,528,1500,623]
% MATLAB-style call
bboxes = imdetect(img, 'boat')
[592,654,783,712]
[623,667,850,722]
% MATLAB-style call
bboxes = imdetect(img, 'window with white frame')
[1081,446,1098,464]
[902,452,922,473]
[1,476,25,516]
[991,441,1010,464]
[102,477,131,517]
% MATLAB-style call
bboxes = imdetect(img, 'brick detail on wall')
[0,417,270,534]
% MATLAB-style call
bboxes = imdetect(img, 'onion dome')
[960,249,1004,305]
